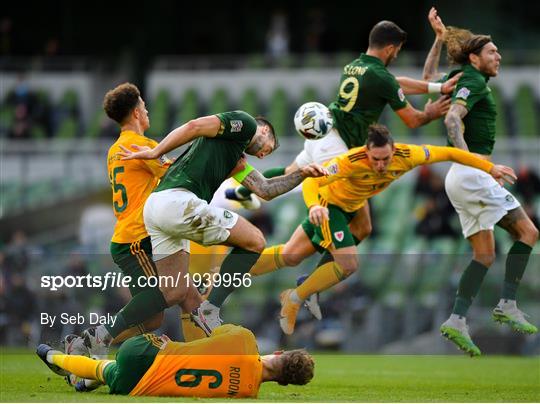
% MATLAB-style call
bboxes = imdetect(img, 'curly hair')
[103,82,141,124]
[276,349,314,386]
[444,27,492,65]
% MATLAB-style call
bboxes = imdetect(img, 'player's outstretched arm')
[119,115,221,160]
[396,74,459,96]
[240,163,328,201]
[444,103,469,150]
[423,7,446,81]
[396,96,451,128]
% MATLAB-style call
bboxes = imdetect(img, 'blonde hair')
[444,26,492,65]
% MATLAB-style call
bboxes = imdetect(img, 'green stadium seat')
[30,124,47,139]
[304,52,324,68]
[299,86,320,106]
[147,89,170,139]
[490,85,508,137]
[335,51,356,68]
[86,109,106,139]
[55,117,78,138]
[383,106,412,140]
[267,88,289,137]
[59,89,79,112]
[0,105,15,137]
[514,84,538,137]
[208,88,229,115]
[174,89,198,128]
[245,53,265,69]
[239,88,260,116]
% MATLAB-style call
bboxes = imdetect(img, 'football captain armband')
[428,82,442,94]
[232,163,255,183]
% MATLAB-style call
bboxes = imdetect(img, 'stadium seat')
[383,106,412,140]
[299,86,320,106]
[514,84,538,137]
[85,109,106,139]
[147,89,170,139]
[173,89,198,128]
[267,88,290,137]
[239,88,260,116]
[490,85,508,137]
[208,88,229,115]
[55,117,78,139]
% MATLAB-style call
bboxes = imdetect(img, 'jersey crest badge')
[230,120,243,132]
[422,145,431,160]
[456,87,471,100]
[334,231,345,242]
[327,163,339,175]
[398,88,405,102]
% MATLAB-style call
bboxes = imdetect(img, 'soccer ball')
[294,102,333,140]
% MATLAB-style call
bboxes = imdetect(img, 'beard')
[246,135,265,155]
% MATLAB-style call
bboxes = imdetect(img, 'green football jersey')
[155,111,257,202]
[329,53,408,148]
[447,64,497,155]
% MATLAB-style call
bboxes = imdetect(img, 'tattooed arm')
[444,103,469,151]
[423,7,446,81]
[240,163,328,201]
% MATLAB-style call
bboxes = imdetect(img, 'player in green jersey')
[423,7,538,356]
[84,110,328,342]
[225,19,459,318]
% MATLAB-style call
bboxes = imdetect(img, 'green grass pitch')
[1,349,539,402]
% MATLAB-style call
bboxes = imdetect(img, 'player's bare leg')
[250,225,317,276]
[493,207,539,333]
[348,203,372,243]
[192,216,265,335]
[280,245,357,335]
[82,250,189,357]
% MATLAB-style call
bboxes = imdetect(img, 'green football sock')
[502,241,533,300]
[208,247,261,307]
[105,288,168,338]
[237,167,286,198]
[452,260,488,317]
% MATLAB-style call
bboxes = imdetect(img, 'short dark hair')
[103,82,141,124]
[368,21,407,49]
[276,349,314,386]
[366,124,394,149]
[255,116,279,151]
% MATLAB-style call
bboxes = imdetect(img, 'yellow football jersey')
[303,143,494,212]
[129,325,262,398]
[107,131,171,243]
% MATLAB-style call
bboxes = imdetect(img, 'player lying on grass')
[247,123,517,335]
[423,7,538,356]
[37,324,314,398]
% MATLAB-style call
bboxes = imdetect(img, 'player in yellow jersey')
[248,124,517,334]
[66,83,205,358]
[37,324,314,398]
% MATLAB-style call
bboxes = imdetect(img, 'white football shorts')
[445,163,521,238]
[144,188,239,258]
[294,128,348,167]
